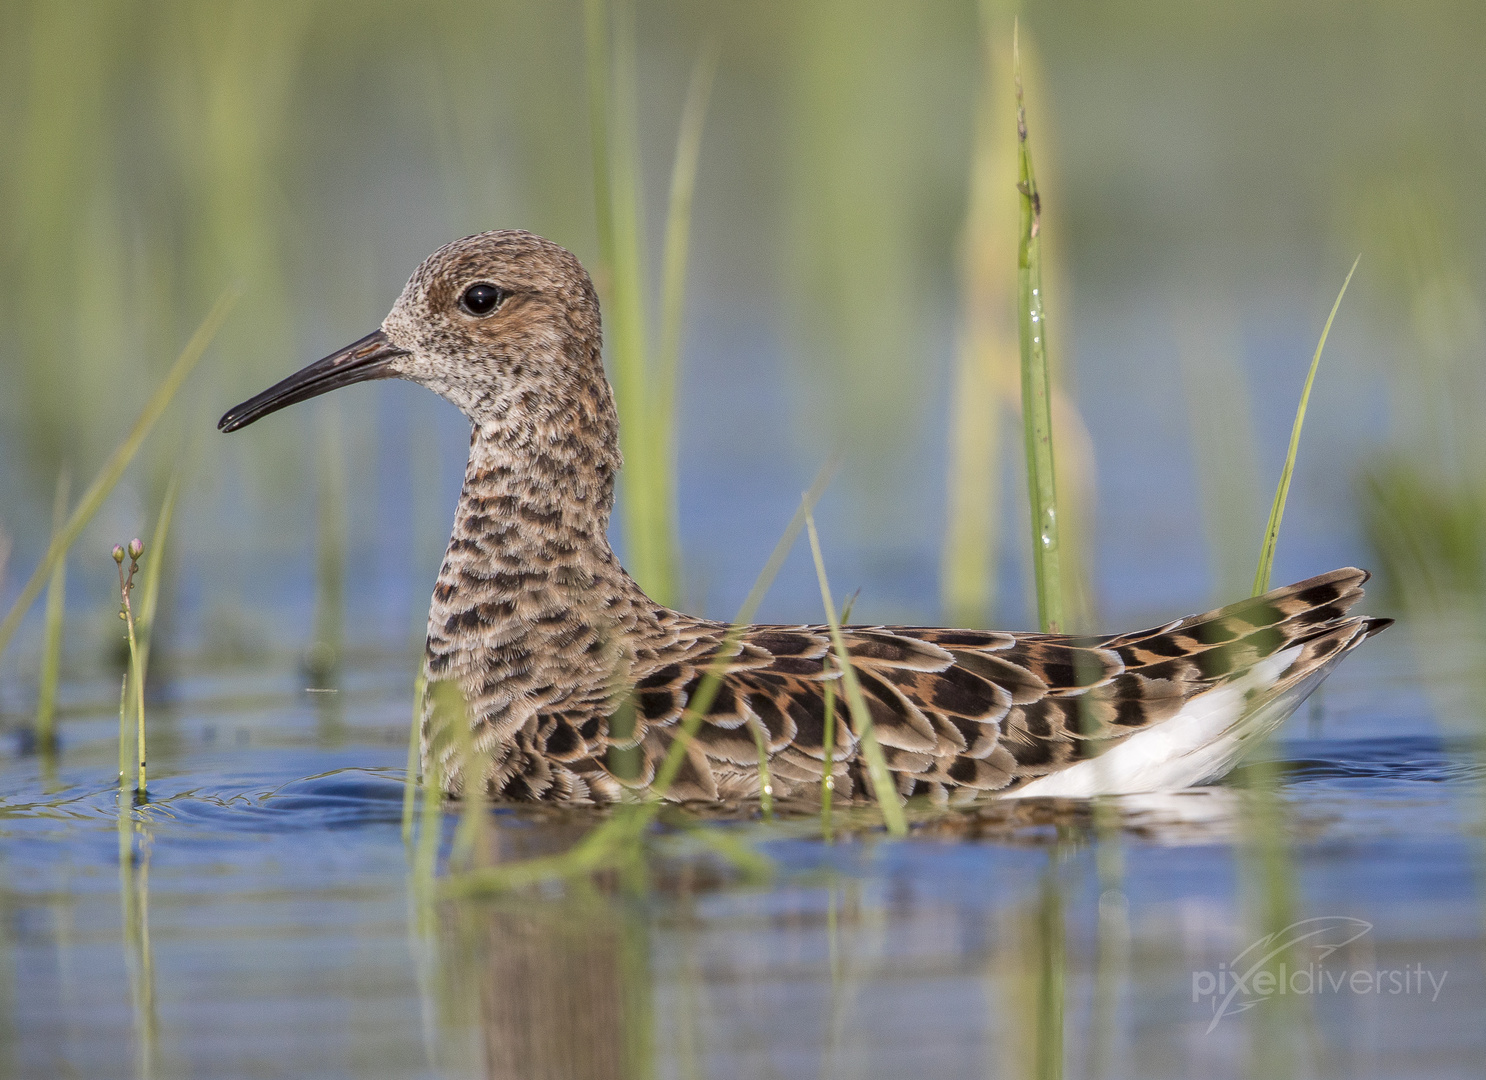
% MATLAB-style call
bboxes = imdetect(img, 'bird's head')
[218,230,609,436]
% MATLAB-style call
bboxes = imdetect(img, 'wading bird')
[220,231,1388,805]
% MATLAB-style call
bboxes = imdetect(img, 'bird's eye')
[459,283,507,317]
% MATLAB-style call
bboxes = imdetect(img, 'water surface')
[3,630,1483,1079]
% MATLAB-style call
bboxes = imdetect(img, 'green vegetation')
[1013,27,1063,635]
[1253,257,1360,596]
[1225,257,1360,1080]
[817,587,859,838]
[0,290,237,661]
[805,512,908,836]
[33,468,69,755]
[1034,865,1067,1080]
[402,670,427,845]
[585,0,716,607]
[112,474,184,804]
[134,473,181,686]
[941,4,1018,629]
[113,540,147,799]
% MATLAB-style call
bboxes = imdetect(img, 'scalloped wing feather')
[480,568,1388,804]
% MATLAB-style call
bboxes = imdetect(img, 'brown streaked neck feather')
[424,350,665,757]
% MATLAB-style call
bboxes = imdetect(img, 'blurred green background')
[0,0,1482,692]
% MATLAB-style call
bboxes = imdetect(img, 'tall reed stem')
[584,0,714,606]
[1014,26,1063,634]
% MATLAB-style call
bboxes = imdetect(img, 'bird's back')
[490,567,1389,804]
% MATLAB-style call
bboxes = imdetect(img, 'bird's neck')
[424,417,661,726]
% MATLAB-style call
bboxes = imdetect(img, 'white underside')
[1005,645,1328,799]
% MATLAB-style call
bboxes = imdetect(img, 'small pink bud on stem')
[128,538,144,561]
[112,545,125,565]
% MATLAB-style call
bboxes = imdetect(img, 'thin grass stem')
[1252,256,1361,595]
[585,5,713,608]
[603,0,667,601]
[35,467,70,752]
[942,5,1016,628]
[135,471,181,684]
[129,619,145,799]
[402,670,427,846]
[647,458,838,799]
[584,0,615,275]
[820,680,836,838]
[117,673,130,789]
[805,512,908,836]
[119,546,147,800]
[817,590,858,836]
[1014,25,1063,634]
[655,41,719,473]
[0,288,238,660]
[751,721,774,819]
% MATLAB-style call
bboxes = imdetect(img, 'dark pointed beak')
[218,329,409,432]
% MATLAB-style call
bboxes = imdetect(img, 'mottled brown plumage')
[221,230,1390,806]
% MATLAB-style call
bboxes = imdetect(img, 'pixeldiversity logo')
[1192,917,1447,1033]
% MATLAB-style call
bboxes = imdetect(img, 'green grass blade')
[942,7,1016,629]
[805,512,908,837]
[1252,255,1360,596]
[402,670,427,846]
[605,0,669,603]
[1014,26,1063,634]
[0,287,239,660]
[585,6,712,610]
[127,591,146,799]
[135,469,181,682]
[584,0,615,274]
[35,467,70,749]
[655,41,718,460]
[647,456,839,799]
[751,720,774,819]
